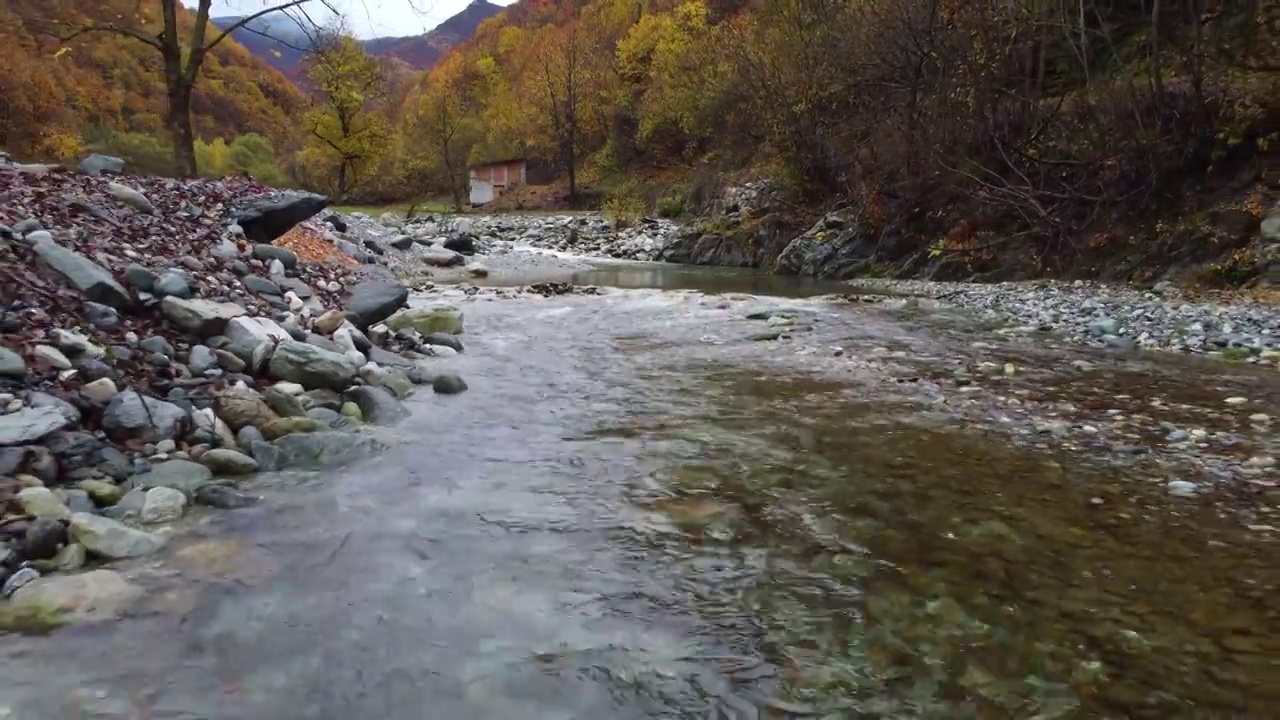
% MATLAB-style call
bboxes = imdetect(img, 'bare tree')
[49,0,337,176]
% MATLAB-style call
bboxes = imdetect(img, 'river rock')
[238,193,327,243]
[21,517,68,560]
[242,274,282,296]
[314,309,346,335]
[273,431,382,470]
[141,486,187,523]
[137,458,214,496]
[261,416,329,440]
[102,392,188,444]
[226,316,292,346]
[33,344,72,370]
[70,513,166,559]
[154,271,192,299]
[215,388,279,431]
[268,341,358,391]
[160,296,246,337]
[9,569,143,623]
[346,281,409,328]
[17,487,71,521]
[79,479,123,506]
[302,388,343,411]
[187,345,219,373]
[3,568,41,598]
[198,448,258,476]
[421,248,465,267]
[344,385,409,425]
[432,373,469,395]
[0,347,26,378]
[386,305,464,336]
[194,484,260,509]
[106,181,154,213]
[0,407,73,446]
[31,237,132,309]
[261,386,308,417]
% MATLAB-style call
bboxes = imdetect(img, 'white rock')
[80,377,119,403]
[1166,480,1199,497]
[141,486,187,523]
[17,486,71,521]
[285,291,304,312]
[33,344,72,370]
[1224,396,1248,405]
[226,316,292,345]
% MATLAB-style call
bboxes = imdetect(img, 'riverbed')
[1,265,1276,719]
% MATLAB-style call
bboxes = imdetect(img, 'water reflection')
[477,261,856,298]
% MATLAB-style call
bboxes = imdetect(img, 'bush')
[656,193,686,218]
[603,191,647,228]
[83,129,175,176]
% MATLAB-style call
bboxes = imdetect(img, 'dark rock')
[345,281,409,328]
[26,392,81,425]
[242,274,282,296]
[247,439,283,471]
[231,260,251,276]
[305,333,344,353]
[237,193,328,244]
[420,248,465,267]
[32,237,132,309]
[41,430,100,467]
[187,345,219,373]
[273,431,382,470]
[148,352,171,368]
[124,264,158,292]
[361,238,386,256]
[432,373,469,395]
[83,302,121,331]
[367,345,416,367]
[75,358,113,381]
[344,385,409,425]
[21,517,67,561]
[323,214,348,233]
[389,235,414,250]
[97,447,133,480]
[159,297,246,337]
[0,347,26,378]
[194,484,260,509]
[422,332,464,353]
[443,235,476,255]
[251,244,298,269]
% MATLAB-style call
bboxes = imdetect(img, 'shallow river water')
[1,266,1277,719]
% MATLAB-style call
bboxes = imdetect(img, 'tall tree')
[406,56,477,211]
[300,31,391,200]
[47,1,333,177]
[529,19,593,204]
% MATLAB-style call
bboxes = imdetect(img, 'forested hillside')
[383,0,1276,276]
[0,0,306,177]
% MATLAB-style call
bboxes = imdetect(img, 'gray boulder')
[141,487,187,523]
[307,407,359,431]
[422,332,464,352]
[214,388,279,431]
[32,237,132,309]
[433,373,469,395]
[160,296,246,337]
[346,281,409,328]
[421,247,465,267]
[0,406,75,446]
[261,386,308,417]
[123,264,158,292]
[242,275,282,296]
[79,154,125,176]
[135,459,214,498]
[102,391,188,444]
[154,271,192,299]
[344,385,409,425]
[21,517,68,561]
[0,346,26,378]
[273,431,382,470]
[268,341,358,391]
[187,345,218,373]
[69,513,167,559]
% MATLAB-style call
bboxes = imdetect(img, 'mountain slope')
[214,0,504,77]
[0,0,306,160]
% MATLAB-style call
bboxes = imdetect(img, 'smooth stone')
[215,388,279,432]
[70,513,167,558]
[198,448,259,476]
[0,347,26,378]
[261,386,308,417]
[78,479,124,506]
[17,486,71,521]
[106,181,154,213]
[272,431,382,470]
[102,392,188,444]
[9,569,142,623]
[345,281,409,328]
[33,344,73,370]
[0,407,74,446]
[344,385,408,425]
[194,484,260,509]
[160,296,246,337]
[135,459,214,498]
[31,237,132,309]
[261,416,329,440]
[385,305,464,336]
[268,341,358,391]
[80,378,119,404]
[432,373,469,395]
[22,517,68,561]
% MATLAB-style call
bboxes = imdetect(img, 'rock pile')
[331,212,679,267]
[0,163,470,610]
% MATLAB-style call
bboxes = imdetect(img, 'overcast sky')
[195,0,515,39]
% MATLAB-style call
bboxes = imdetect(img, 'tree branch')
[54,22,163,51]
[203,0,318,53]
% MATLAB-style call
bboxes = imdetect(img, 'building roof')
[469,157,526,170]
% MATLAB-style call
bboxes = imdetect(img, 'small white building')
[469,158,527,205]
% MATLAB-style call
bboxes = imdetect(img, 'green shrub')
[603,192,647,228]
[656,193,686,218]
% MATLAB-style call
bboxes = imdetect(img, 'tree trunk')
[166,83,198,177]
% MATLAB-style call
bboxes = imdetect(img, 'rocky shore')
[0,163,470,625]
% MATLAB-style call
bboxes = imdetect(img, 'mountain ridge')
[212,0,503,78]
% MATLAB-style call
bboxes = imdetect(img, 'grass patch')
[1220,347,1255,361]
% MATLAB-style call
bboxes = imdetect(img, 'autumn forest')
[2,0,1275,254]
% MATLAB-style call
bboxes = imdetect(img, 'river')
[1,264,1276,719]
